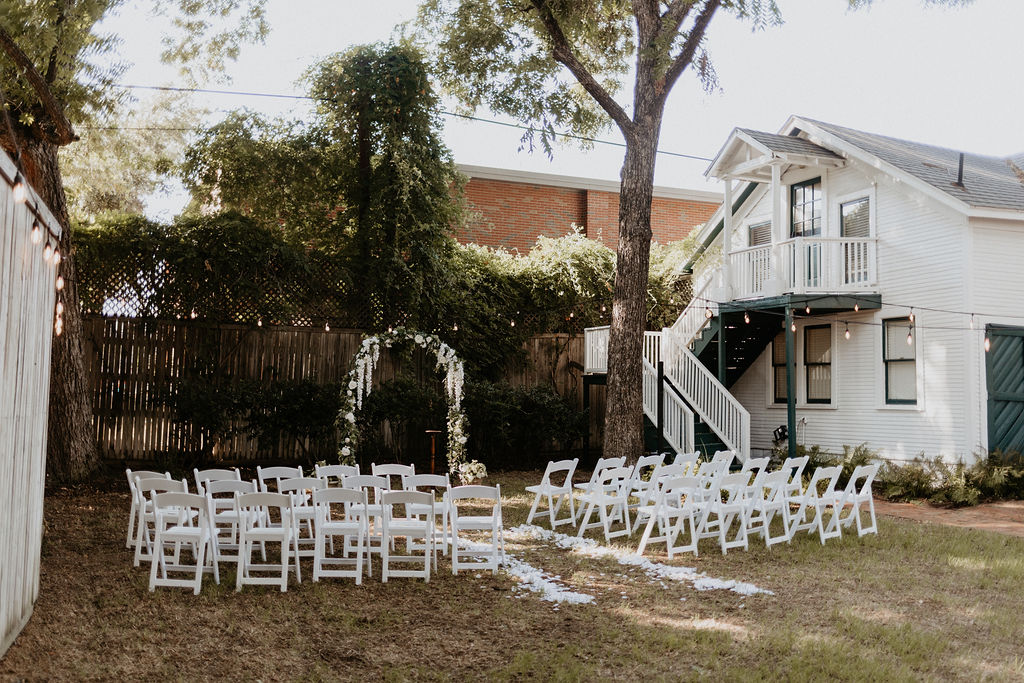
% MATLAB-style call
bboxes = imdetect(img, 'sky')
[103,0,1024,218]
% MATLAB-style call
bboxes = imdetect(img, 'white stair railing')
[661,328,749,462]
[642,355,695,455]
[669,275,716,347]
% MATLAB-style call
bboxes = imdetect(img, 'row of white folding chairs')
[127,468,503,592]
[636,461,880,557]
[525,451,716,541]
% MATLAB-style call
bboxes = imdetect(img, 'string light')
[55,275,64,290]
[54,316,63,336]
[844,323,851,340]
[257,318,263,327]
[30,220,41,244]
[854,303,860,312]
[12,173,26,203]
[805,305,811,314]
[510,319,515,327]
[791,321,797,332]
[984,336,991,352]
[909,307,915,323]
[55,301,63,315]
[744,310,750,324]
[52,247,60,267]
[705,307,713,319]
[43,241,53,263]
[324,322,330,332]
[453,323,458,331]
[906,326,913,345]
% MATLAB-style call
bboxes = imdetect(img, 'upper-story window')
[791,178,822,237]
[749,221,772,247]
[840,196,870,238]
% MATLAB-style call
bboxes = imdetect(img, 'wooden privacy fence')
[83,317,605,464]
[0,151,62,657]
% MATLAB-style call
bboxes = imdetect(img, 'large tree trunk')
[602,105,662,463]
[19,136,97,483]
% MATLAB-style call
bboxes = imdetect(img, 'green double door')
[986,326,1024,459]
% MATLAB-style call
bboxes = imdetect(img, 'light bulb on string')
[791,321,797,332]
[257,319,263,327]
[909,308,915,323]
[744,311,750,324]
[805,305,811,314]
[55,300,63,315]
[325,322,330,332]
[906,327,913,346]
[984,336,991,352]
[844,323,851,340]
[54,317,63,336]
[510,319,515,327]
[55,275,64,290]
[12,174,26,203]
[30,220,41,244]
[52,247,60,267]
[43,241,53,263]
[854,303,860,312]
[704,307,713,319]
[453,323,458,331]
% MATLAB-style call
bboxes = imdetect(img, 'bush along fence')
[82,316,600,470]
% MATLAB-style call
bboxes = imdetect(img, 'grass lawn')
[3,470,1023,681]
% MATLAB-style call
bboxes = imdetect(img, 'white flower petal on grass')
[508,524,773,597]
[457,537,594,605]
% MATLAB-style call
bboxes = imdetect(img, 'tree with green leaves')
[415,0,972,462]
[0,0,267,483]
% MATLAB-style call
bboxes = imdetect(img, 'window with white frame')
[883,318,917,404]
[791,178,822,237]
[772,332,787,404]
[840,197,870,238]
[804,325,832,404]
[749,220,772,247]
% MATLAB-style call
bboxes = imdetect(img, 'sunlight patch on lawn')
[634,611,750,639]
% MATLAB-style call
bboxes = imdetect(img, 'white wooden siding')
[0,150,61,657]
[728,161,981,463]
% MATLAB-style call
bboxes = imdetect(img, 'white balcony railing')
[727,237,877,298]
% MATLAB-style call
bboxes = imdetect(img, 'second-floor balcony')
[727,236,877,300]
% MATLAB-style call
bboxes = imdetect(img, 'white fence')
[0,151,61,657]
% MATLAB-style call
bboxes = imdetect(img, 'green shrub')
[769,442,877,489]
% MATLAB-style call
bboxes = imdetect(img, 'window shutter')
[749,221,772,246]
[841,197,870,238]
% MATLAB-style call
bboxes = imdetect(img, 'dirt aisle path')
[873,498,1024,538]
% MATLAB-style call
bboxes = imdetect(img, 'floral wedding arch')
[337,327,481,479]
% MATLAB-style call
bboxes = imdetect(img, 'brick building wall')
[458,165,721,252]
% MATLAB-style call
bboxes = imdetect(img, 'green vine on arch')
[337,326,478,478]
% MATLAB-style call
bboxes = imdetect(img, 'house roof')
[736,129,842,161]
[795,118,1024,213]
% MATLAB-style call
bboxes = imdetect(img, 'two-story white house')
[585,116,1024,464]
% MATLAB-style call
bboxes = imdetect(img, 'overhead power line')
[111,83,715,162]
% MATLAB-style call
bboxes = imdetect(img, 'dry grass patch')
[2,470,1023,681]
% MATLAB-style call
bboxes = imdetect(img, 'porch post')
[721,179,734,293]
[771,164,785,294]
[785,306,797,460]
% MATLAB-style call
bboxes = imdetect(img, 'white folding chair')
[833,464,880,537]
[125,469,169,549]
[148,492,220,594]
[371,463,415,492]
[636,475,701,558]
[403,473,452,556]
[278,476,328,579]
[312,488,369,584]
[525,458,578,528]
[745,469,792,548]
[203,478,259,564]
[740,456,770,499]
[194,467,241,494]
[709,472,749,554]
[133,477,189,567]
[576,466,633,542]
[450,484,504,574]
[573,456,626,523]
[634,461,689,526]
[235,492,296,592]
[257,465,303,493]
[315,463,360,488]
[627,453,666,513]
[342,474,390,556]
[710,449,737,470]
[381,490,435,582]
[671,451,701,476]
[780,455,810,498]
[789,466,843,544]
